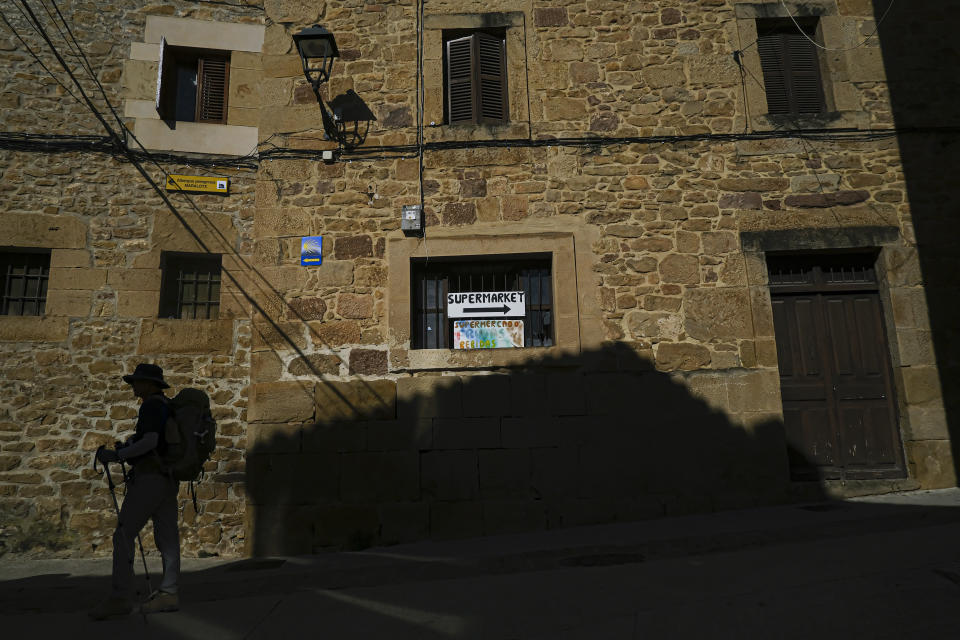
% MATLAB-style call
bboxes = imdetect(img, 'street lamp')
[293,24,339,89]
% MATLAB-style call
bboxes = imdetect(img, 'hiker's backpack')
[161,388,217,482]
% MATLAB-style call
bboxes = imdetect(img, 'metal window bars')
[412,256,553,349]
[160,253,221,319]
[1,251,50,316]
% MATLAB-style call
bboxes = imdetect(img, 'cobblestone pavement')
[2,489,959,639]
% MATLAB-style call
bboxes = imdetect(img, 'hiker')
[89,363,181,620]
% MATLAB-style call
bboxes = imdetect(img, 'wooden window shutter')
[758,22,825,116]
[476,32,507,123]
[785,32,826,114]
[196,56,229,124]
[447,36,476,124]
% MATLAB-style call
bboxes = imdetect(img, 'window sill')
[130,118,258,157]
[394,345,572,372]
[424,122,529,143]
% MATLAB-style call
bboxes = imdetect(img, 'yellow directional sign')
[165,174,229,194]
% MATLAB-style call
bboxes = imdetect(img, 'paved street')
[2,489,960,639]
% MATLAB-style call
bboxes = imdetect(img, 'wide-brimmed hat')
[122,363,170,389]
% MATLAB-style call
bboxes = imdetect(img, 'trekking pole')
[94,446,151,625]
[95,447,153,594]
[120,458,153,597]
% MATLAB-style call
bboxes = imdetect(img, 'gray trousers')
[111,471,180,598]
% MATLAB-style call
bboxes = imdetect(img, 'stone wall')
[0,0,261,557]
[0,0,954,557]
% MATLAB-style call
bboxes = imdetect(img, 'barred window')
[159,252,222,319]
[411,255,553,349]
[1,249,50,316]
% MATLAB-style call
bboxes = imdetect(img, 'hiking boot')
[89,596,132,620]
[141,590,179,614]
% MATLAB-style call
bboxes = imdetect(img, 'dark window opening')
[157,42,230,124]
[411,255,553,349]
[1,249,50,316]
[159,252,222,319]
[757,18,827,115]
[442,29,508,125]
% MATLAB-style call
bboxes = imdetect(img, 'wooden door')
[769,253,905,480]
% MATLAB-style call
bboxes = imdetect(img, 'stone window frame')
[386,223,602,371]
[423,12,530,143]
[740,226,946,485]
[735,1,871,131]
[123,16,264,156]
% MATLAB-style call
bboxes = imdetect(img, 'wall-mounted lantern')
[293,24,339,89]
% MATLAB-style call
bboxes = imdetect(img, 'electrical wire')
[778,0,896,52]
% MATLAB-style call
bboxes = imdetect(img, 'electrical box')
[401,204,422,232]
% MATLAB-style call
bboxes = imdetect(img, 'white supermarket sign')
[446,291,525,318]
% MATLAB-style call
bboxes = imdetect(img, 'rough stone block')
[50,249,91,268]
[547,373,587,416]
[107,269,162,291]
[420,450,478,501]
[500,418,558,448]
[658,254,700,284]
[365,419,432,451]
[334,235,373,260]
[655,342,712,371]
[905,440,956,489]
[302,420,366,453]
[49,268,106,290]
[429,502,483,540]
[315,379,396,422]
[478,449,531,500]
[433,417,500,450]
[44,290,91,317]
[252,320,307,352]
[482,500,547,535]
[340,452,419,502]
[337,293,374,319]
[901,366,942,405]
[246,422,302,454]
[624,310,670,339]
[462,375,511,417]
[378,503,429,545]
[288,353,341,376]
[251,350,283,383]
[313,504,380,549]
[138,318,234,355]
[309,320,361,347]
[117,290,160,318]
[398,376,462,419]
[683,288,753,341]
[534,7,568,26]
[248,381,315,423]
[509,374,549,416]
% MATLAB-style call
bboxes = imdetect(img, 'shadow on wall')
[246,343,826,555]
[875,0,960,483]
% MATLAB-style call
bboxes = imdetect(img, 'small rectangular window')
[443,29,508,125]
[1,249,51,316]
[411,255,552,349]
[157,39,230,124]
[756,18,826,116]
[159,252,222,319]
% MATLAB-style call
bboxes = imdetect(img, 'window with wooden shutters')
[156,44,230,124]
[444,30,508,125]
[757,19,826,116]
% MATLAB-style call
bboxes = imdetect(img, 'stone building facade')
[1,0,955,557]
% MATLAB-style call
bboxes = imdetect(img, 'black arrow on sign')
[464,305,510,314]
